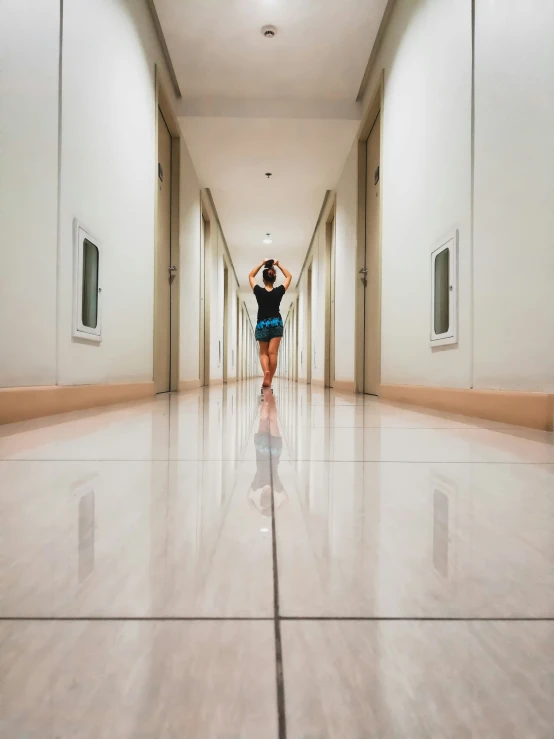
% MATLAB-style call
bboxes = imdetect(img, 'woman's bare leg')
[268,337,281,384]
[259,341,271,387]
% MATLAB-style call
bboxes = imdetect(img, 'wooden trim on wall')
[155,70,181,393]
[356,72,384,395]
[380,384,554,432]
[356,0,396,101]
[0,382,155,425]
[146,0,182,98]
[178,379,202,391]
[332,380,356,393]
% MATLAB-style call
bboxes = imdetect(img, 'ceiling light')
[261,25,277,39]
[263,233,272,244]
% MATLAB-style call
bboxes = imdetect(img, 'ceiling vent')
[261,25,277,39]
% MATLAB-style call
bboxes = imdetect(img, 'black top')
[253,284,285,322]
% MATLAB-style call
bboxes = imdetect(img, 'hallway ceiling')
[152,0,388,101]
[153,0,388,317]
[178,116,358,297]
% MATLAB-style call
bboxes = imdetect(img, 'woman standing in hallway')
[249,258,292,390]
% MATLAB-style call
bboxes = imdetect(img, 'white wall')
[0,0,60,387]
[1,0,241,392]
[296,198,333,384]
[200,201,241,384]
[57,0,164,385]
[334,143,358,383]
[364,0,473,388]
[327,0,552,394]
[178,144,202,383]
[473,1,554,392]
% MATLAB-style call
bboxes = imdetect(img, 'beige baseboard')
[0,381,155,425]
[178,379,202,391]
[379,384,554,431]
[332,380,356,393]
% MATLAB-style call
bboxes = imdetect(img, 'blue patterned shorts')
[255,317,284,342]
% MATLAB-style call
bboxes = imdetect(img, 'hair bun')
[264,259,274,269]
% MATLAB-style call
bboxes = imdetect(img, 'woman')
[248,257,292,390]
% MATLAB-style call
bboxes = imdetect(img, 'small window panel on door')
[430,231,458,346]
[73,219,103,342]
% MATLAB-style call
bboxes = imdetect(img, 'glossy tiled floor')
[1,380,553,738]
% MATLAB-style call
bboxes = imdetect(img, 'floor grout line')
[0,616,274,622]
[1,460,551,464]
[267,396,288,739]
[1,616,551,623]
[279,616,554,622]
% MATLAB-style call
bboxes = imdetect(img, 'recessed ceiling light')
[263,233,272,244]
[261,25,277,39]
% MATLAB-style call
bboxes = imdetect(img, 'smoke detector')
[261,25,277,39]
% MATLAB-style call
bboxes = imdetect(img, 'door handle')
[358,267,368,275]
[169,265,177,273]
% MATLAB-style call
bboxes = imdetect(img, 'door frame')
[222,260,230,383]
[294,298,299,382]
[324,203,337,388]
[236,305,240,381]
[154,69,181,392]
[356,73,384,395]
[199,208,211,386]
[306,260,313,385]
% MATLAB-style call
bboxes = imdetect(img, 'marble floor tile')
[0,386,262,462]
[305,401,519,430]
[279,425,554,463]
[1,380,552,737]
[276,461,554,617]
[0,620,278,739]
[282,620,554,739]
[0,460,274,617]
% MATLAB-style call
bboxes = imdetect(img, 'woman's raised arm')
[249,258,268,290]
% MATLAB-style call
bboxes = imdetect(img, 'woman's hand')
[273,260,280,267]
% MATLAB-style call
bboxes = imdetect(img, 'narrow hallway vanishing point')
[1,381,552,737]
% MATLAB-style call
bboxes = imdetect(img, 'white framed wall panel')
[72,220,103,342]
[430,230,458,347]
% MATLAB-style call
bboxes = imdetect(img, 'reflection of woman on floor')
[248,391,288,517]
[249,258,292,390]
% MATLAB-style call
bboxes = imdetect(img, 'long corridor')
[1,382,553,737]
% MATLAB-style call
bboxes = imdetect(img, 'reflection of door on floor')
[200,214,211,386]
[326,215,336,388]
[223,266,229,383]
[236,296,240,380]
[154,107,172,394]
[307,265,313,384]
[364,111,381,396]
